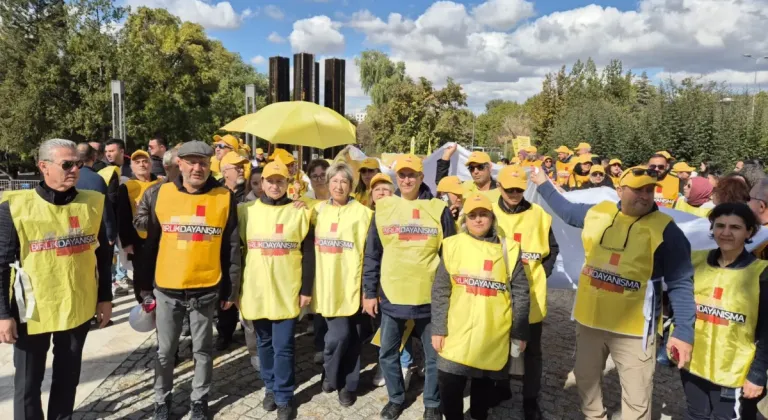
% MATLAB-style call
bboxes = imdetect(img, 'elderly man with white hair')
[0,139,113,420]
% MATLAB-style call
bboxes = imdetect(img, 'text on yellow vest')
[239,200,310,320]
[376,195,447,305]
[654,174,680,208]
[154,182,231,289]
[4,190,104,334]
[555,160,572,186]
[440,233,517,371]
[311,200,373,317]
[573,201,671,336]
[125,179,161,239]
[685,251,764,388]
[493,202,552,323]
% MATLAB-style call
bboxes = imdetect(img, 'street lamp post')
[743,53,768,117]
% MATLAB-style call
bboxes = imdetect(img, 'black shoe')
[523,398,543,420]
[380,402,404,420]
[215,336,231,351]
[338,389,356,407]
[423,407,441,420]
[490,381,512,407]
[153,400,171,420]
[190,400,209,420]
[277,401,295,420]
[263,392,277,411]
[322,379,334,394]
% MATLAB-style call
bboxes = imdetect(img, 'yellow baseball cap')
[619,166,659,189]
[524,146,538,154]
[655,151,672,160]
[609,159,622,166]
[497,165,528,190]
[255,148,264,155]
[359,158,379,170]
[394,154,423,173]
[576,142,591,151]
[370,173,393,188]
[270,148,295,165]
[463,193,493,214]
[589,165,605,175]
[466,151,491,166]
[436,176,464,196]
[576,154,594,164]
[130,150,150,161]
[672,162,695,173]
[262,161,289,179]
[555,146,572,154]
[542,155,553,162]
[511,157,521,165]
[212,134,240,151]
[220,151,249,168]
[240,143,251,153]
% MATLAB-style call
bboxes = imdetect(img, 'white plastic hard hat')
[129,304,156,332]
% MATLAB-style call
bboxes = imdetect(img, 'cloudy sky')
[123,0,768,114]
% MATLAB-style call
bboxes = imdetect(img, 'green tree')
[355,50,408,106]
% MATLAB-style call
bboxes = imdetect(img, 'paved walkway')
[56,289,687,419]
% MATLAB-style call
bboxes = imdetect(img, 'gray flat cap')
[178,141,213,158]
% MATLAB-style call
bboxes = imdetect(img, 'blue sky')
[125,0,768,114]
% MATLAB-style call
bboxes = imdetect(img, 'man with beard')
[555,146,574,187]
[648,152,679,208]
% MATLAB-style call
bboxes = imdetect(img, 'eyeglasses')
[647,164,665,171]
[598,211,648,252]
[621,168,659,182]
[468,164,487,172]
[397,172,419,180]
[45,160,83,171]
[310,174,326,181]
[750,195,768,205]
[214,144,232,150]
[591,172,605,177]
[503,187,524,194]
[466,211,492,220]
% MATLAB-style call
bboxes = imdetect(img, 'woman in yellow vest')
[431,193,530,420]
[680,202,768,419]
[541,156,556,182]
[238,160,313,419]
[608,159,623,187]
[555,146,574,187]
[352,157,380,208]
[566,154,593,190]
[302,159,331,206]
[674,177,713,218]
[311,162,373,407]
[369,173,394,210]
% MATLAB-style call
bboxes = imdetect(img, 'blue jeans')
[400,339,413,368]
[379,314,439,408]
[254,318,296,405]
[112,244,127,280]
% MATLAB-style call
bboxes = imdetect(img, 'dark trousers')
[14,320,90,420]
[523,322,543,399]
[680,369,759,419]
[254,318,297,405]
[216,305,239,340]
[314,315,328,351]
[438,370,495,420]
[323,314,363,392]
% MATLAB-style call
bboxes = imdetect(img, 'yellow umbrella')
[220,101,356,149]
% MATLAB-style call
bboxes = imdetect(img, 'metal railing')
[0,179,36,191]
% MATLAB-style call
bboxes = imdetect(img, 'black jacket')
[363,183,457,319]
[138,176,241,302]
[0,182,113,319]
[77,165,117,244]
[150,155,166,177]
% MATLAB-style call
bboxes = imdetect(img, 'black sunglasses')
[627,168,659,179]
[46,159,84,171]
[214,144,232,150]
[503,187,524,194]
[468,163,488,172]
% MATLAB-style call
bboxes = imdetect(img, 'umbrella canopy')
[220,101,356,149]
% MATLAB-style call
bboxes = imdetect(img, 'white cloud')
[290,16,345,54]
[263,5,284,20]
[250,55,266,66]
[346,0,768,109]
[124,0,254,29]
[267,32,286,44]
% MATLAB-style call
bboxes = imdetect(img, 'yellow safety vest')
[654,174,680,208]
[493,202,552,323]
[125,179,161,239]
[98,165,120,185]
[376,196,447,305]
[210,156,220,174]
[154,183,231,290]
[4,190,103,334]
[440,233,517,371]
[555,160,572,186]
[673,199,711,218]
[239,200,310,320]
[521,160,542,168]
[461,180,501,203]
[568,173,590,189]
[353,190,372,209]
[573,201,671,336]
[686,251,765,388]
[311,201,373,317]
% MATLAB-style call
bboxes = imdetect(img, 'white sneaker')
[372,365,386,387]
[402,367,413,392]
[314,351,324,365]
[112,282,128,297]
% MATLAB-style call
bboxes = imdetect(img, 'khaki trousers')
[574,324,656,420]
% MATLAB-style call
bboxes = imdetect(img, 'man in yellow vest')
[137,141,241,420]
[270,148,308,199]
[211,134,239,176]
[0,138,113,420]
[436,144,499,201]
[649,152,680,208]
[493,165,559,419]
[253,147,267,168]
[521,146,541,168]
[238,160,314,420]
[575,142,591,156]
[117,150,160,303]
[531,166,697,420]
[362,154,457,420]
[555,146,575,187]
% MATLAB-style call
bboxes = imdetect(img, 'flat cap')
[178,141,214,158]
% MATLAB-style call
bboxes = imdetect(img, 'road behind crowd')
[0,290,686,419]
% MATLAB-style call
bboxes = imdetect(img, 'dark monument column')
[268,56,290,156]
[324,58,346,158]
